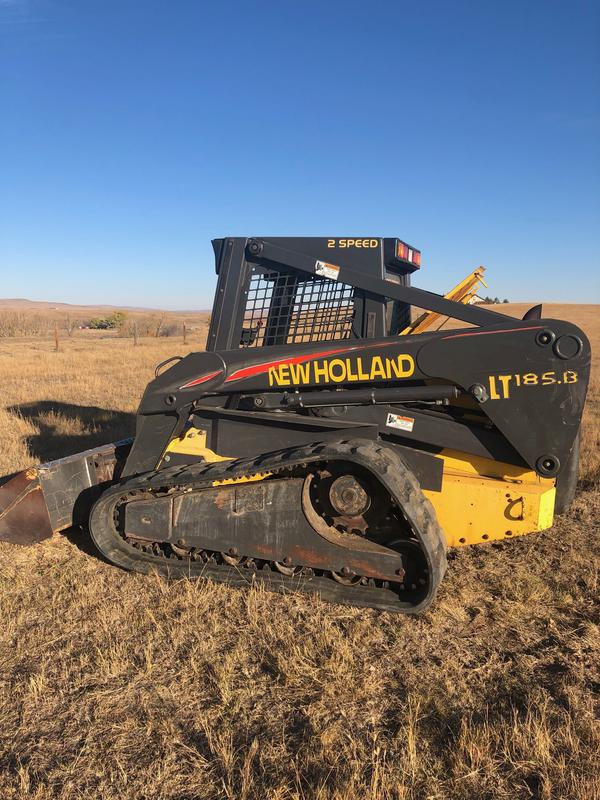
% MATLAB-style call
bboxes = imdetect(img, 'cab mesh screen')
[240,269,355,347]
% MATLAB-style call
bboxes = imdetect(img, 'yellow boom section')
[424,450,555,547]
[400,266,488,335]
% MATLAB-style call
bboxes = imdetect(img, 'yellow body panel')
[163,427,232,462]
[162,429,555,548]
[425,450,556,547]
[436,448,549,482]
[162,427,270,486]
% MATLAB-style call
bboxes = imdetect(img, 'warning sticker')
[315,260,340,281]
[386,412,414,432]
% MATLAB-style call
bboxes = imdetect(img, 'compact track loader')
[0,238,591,612]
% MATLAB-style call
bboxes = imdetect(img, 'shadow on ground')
[8,401,135,464]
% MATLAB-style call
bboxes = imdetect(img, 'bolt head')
[469,383,488,402]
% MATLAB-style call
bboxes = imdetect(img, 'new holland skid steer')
[0,238,591,612]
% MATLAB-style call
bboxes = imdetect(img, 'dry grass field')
[0,304,598,800]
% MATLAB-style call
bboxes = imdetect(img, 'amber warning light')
[396,239,421,268]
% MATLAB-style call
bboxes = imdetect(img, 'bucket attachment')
[0,439,132,546]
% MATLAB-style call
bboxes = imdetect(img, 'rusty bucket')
[0,440,132,545]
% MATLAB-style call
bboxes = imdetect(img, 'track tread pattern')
[89,439,447,614]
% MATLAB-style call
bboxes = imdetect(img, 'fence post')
[133,321,138,347]
[54,324,59,352]
[183,321,187,345]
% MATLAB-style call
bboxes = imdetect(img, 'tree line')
[479,296,510,304]
[0,309,203,338]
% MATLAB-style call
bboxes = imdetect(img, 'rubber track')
[89,438,447,613]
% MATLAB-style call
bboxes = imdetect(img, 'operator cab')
[207,237,421,352]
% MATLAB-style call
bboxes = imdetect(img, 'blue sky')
[1,0,599,309]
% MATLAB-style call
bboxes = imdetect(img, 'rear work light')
[396,239,421,268]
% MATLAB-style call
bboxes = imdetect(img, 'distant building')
[469,295,485,304]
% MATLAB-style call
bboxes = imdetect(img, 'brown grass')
[0,306,598,799]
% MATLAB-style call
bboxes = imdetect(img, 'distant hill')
[0,298,210,314]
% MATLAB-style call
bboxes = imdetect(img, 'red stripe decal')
[224,347,351,383]
[179,369,223,389]
[441,326,543,340]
